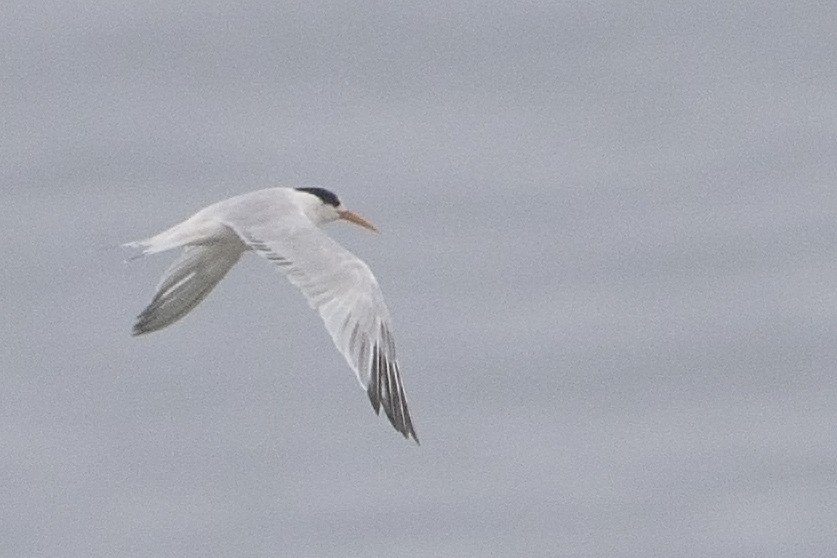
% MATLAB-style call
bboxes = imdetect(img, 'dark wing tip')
[132,304,161,336]
[132,317,158,336]
[131,299,175,336]
[367,345,420,444]
[132,314,150,336]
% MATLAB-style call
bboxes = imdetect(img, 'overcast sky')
[2,1,837,556]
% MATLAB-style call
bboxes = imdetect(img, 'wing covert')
[226,218,419,443]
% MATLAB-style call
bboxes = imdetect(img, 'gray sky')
[2,1,837,556]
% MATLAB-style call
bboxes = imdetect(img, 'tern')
[126,187,418,443]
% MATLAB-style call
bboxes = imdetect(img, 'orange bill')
[338,210,378,232]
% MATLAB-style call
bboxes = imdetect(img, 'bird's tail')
[123,216,220,259]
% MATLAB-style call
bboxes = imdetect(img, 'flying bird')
[125,187,418,443]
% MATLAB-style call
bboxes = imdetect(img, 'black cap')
[295,187,341,208]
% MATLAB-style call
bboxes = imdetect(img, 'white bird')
[125,187,418,443]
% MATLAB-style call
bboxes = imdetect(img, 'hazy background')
[2,1,836,556]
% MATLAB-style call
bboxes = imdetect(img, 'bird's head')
[294,187,378,232]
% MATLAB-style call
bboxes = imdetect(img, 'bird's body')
[126,187,418,443]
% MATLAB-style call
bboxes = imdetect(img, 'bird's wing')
[225,217,418,443]
[133,232,245,335]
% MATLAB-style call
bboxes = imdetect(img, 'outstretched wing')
[132,234,245,335]
[226,217,419,443]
